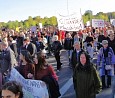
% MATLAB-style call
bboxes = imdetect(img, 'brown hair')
[35,51,48,71]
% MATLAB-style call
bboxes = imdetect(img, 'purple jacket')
[97,47,115,76]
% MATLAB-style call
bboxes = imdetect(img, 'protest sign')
[92,19,104,27]
[86,21,90,26]
[39,23,42,28]
[16,27,20,32]
[57,13,84,31]
[10,68,49,98]
[110,19,115,26]
[31,26,37,33]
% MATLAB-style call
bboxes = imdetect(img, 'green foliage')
[0,11,114,29]
[50,16,57,26]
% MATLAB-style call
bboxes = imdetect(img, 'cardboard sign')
[92,19,104,27]
[31,26,37,33]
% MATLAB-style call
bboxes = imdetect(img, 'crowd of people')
[0,25,115,98]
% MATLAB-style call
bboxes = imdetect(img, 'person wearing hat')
[97,40,115,89]
[71,41,85,69]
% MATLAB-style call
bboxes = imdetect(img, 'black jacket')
[35,41,45,52]
[52,41,62,54]
[64,38,73,50]
[41,75,61,98]
[26,43,36,56]
[71,49,85,69]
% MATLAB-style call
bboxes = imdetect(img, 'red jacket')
[35,65,58,81]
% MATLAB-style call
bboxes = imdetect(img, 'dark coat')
[41,75,61,98]
[16,36,24,48]
[10,42,18,58]
[71,49,84,69]
[108,38,115,54]
[51,41,62,54]
[85,36,94,43]
[26,42,37,56]
[0,47,17,73]
[35,41,45,52]
[64,38,73,50]
[73,64,102,98]
[16,62,35,79]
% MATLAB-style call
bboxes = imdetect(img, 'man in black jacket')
[52,35,62,71]
[23,37,37,57]
[71,41,84,70]
[64,32,73,65]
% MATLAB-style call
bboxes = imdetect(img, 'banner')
[92,19,104,27]
[57,13,84,31]
[10,68,49,98]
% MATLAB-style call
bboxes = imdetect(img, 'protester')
[8,36,18,58]
[51,35,62,71]
[108,32,115,54]
[1,81,23,98]
[35,36,45,52]
[16,32,25,55]
[33,51,61,98]
[97,40,115,89]
[73,52,102,98]
[16,50,35,79]
[64,32,73,66]
[71,41,84,69]
[0,41,17,84]
[23,37,36,57]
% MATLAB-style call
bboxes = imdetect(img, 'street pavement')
[46,49,114,98]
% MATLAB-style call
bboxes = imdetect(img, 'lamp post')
[67,0,69,15]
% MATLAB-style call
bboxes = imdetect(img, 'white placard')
[92,19,104,27]
[86,21,90,26]
[57,13,84,31]
[39,23,42,28]
[10,68,49,98]
[110,19,115,26]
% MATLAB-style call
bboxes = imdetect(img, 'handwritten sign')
[10,68,49,98]
[92,19,104,27]
[57,13,84,31]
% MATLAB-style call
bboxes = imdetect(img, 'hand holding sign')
[27,73,34,79]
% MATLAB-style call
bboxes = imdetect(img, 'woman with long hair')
[73,52,102,98]
[33,51,58,81]
[33,51,61,98]
[16,50,35,79]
